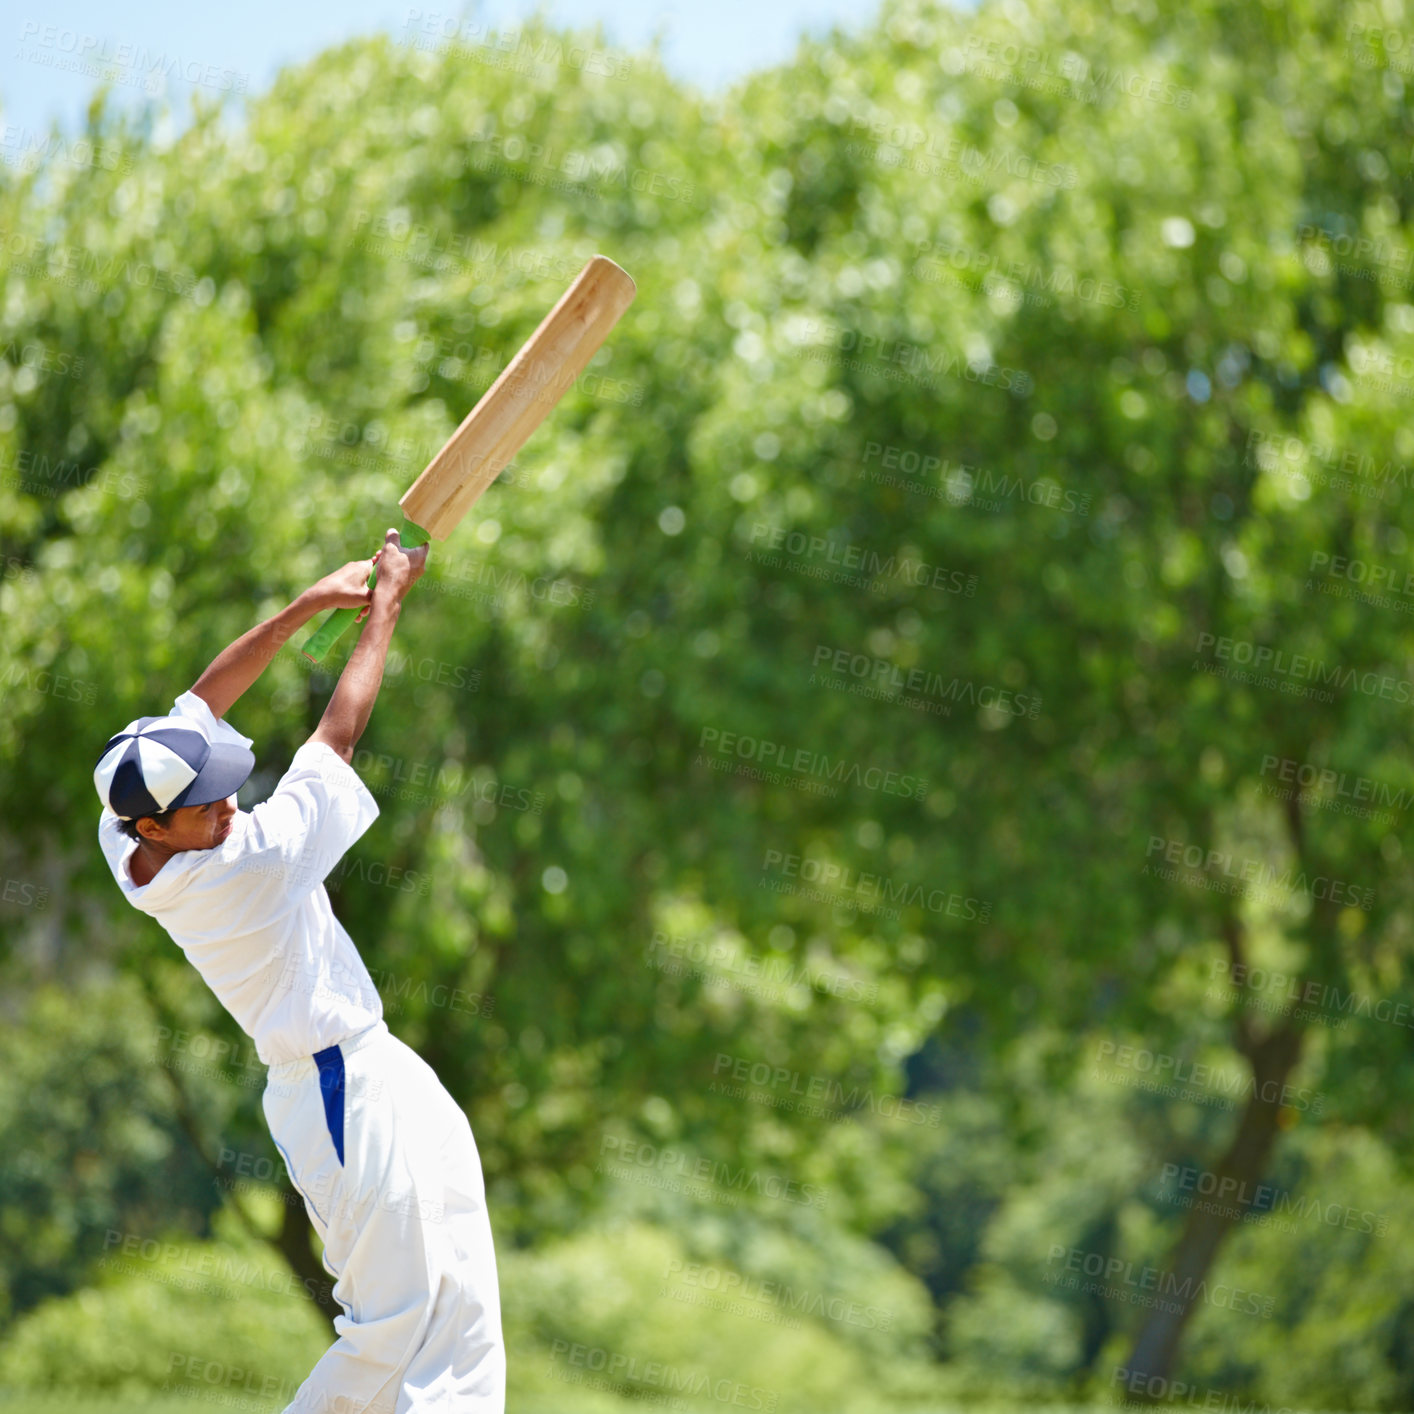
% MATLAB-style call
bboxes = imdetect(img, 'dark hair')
[120,807,179,843]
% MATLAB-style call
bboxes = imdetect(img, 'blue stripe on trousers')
[313,1043,346,1165]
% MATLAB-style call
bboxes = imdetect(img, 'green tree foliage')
[0,982,221,1325]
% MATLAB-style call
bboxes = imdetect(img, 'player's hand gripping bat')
[302,254,637,662]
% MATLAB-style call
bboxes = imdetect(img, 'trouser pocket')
[264,1064,346,1244]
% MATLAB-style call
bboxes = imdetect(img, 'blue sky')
[1,0,879,136]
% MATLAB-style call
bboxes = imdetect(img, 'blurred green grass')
[0,1403,1081,1414]
[0,1400,268,1414]
[0,1403,949,1414]
[0,1403,1377,1414]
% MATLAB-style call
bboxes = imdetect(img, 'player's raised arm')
[190,555,379,719]
[308,527,427,764]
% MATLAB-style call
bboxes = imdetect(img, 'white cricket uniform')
[98,691,505,1414]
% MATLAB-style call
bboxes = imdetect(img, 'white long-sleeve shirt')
[98,691,384,1065]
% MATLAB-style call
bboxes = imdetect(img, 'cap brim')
[172,742,255,810]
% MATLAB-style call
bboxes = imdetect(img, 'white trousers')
[264,1021,506,1414]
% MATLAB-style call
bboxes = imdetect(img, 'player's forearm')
[312,597,402,762]
[191,593,322,720]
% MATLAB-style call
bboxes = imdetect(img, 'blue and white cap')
[94,715,254,821]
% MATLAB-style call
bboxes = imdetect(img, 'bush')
[501,1218,939,1414]
[0,1203,326,1402]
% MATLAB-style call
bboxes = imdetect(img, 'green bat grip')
[301,517,431,663]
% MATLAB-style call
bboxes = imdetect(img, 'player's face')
[151,796,238,851]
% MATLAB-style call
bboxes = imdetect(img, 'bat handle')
[301,517,432,663]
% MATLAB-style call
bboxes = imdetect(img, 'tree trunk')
[1120,1023,1303,1396]
[138,971,343,1334]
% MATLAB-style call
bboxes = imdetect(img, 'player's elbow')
[307,726,355,765]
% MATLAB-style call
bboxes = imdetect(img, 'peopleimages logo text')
[1144,836,1375,910]
[1195,632,1414,701]
[697,727,927,800]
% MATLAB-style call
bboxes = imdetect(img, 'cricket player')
[93,528,504,1414]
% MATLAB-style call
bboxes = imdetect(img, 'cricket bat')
[302,253,637,662]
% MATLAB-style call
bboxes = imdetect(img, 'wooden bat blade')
[400,254,636,540]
